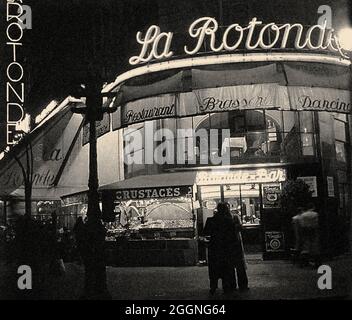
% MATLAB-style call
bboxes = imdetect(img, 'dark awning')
[110,61,351,130]
[283,62,351,90]
[114,61,351,105]
[99,172,197,190]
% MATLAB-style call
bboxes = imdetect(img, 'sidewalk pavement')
[1,253,351,300]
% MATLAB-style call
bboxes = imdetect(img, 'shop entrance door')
[223,184,261,226]
[199,184,262,253]
[223,184,262,253]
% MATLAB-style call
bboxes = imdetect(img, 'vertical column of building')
[316,112,340,257]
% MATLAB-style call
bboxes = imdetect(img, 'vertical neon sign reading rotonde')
[129,17,347,66]
[6,0,27,145]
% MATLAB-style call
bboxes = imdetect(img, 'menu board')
[265,231,285,252]
[262,184,281,208]
[327,177,335,197]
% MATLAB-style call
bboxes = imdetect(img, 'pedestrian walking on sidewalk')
[299,203,321,267]
[202,202,238,295]
[292,207,304,252]
[292,204,321,267]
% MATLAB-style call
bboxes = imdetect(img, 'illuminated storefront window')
[299,112,315,156]
[334,114,351,220]
[199,181,282,228]
[123,110,319,178]
[61,193,88,229]
[334,114,348,163]
[102,186,194,241]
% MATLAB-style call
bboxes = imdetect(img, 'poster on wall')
[262,185,281,208]
[203,200,217,210]
[265,231,285,252]
[327,176,335,197]
[297,176,318,197]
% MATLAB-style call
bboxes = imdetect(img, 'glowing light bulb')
[338,27,352,51]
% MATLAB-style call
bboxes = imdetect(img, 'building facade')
[97,1,351,264]
[1,0,351,266]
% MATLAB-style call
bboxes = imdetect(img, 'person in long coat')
[202,202,238,295]
[230,209,249,291]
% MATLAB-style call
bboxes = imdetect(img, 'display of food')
[104,198,194,241]
[104,218,194,241]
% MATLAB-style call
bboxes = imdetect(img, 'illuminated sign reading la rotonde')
[129,17,347,65]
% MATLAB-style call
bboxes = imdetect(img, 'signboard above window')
[103,186,193,201]
[111,83,350,130]
[195,168,286,185]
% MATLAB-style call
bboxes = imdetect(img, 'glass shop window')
[282,111,300,158]
[177,117,193,130]
[194,110,284,160]
[299,112,315,156]
[123,122,145,153]
[334,115,349,164]
[299,112,314,132]
[334,119,347,142]
[123,121,152,177]
[229,110,267,158]
[200,185,222,225]
[334,113,347,122]
[246,110,266,131]
[245,131,268,157]
[193,115,210,162]
[265,110,283,156]
[160,118,177,135]
[105,196,194,241]
[266,110,283,132]
[283,111,298,134]
[238,184,261,226]
[336,141,347,163]
[155,118,176,165]
[338,183,351,218]
[229,111,246,134]
[281,111,317,157]
[195,113,229,161]
[176,117,196,164]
